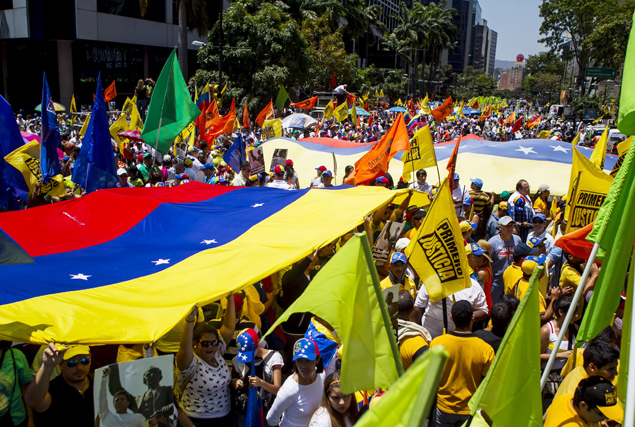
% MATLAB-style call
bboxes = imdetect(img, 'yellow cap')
[62,344,91,360]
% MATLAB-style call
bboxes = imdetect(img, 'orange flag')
[470,98,479,109]
[408,99,416,115]
[504,111,516,125]
[104,81,117,103]
[512,116,524,133]
[478,105,492,121]
[242,102,250,128]
[206,110,236,138]
[290,96,318,110]
[344,113,410,185]
[431,96,453,122]
[446,134,462,182]
[526,115,541,128]
[256,100,274,127]
[210,99,220,120]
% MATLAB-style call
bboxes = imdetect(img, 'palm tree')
[392,2,426,98]
[383,33,411,70]
[420,2,457,95]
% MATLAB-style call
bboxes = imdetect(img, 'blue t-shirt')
[488,234,522,304]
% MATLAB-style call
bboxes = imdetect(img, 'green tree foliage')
[525,51,565,76]
[447,66,498,101]
[582,0,634,69]
[195,1,310,110]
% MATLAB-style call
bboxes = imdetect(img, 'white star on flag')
[550,145,570,153]
[516,146,537,155]
[70,273,91,280]
[251,203,264,208]
[240,354,248,361]
[152,259,170,265]
[201,239,217,245]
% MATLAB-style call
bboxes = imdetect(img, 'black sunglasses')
[199,340,220,348]
[66,357,90,368]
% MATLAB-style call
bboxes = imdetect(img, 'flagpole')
[540,242,600,389]
[360,232,404,376]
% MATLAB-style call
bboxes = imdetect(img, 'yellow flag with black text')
[333,101,349,123]
[4,141,65,198]
[263,118,283,138]
[109,113,129,153]
[402,125,437,181]
[324,100,334,120]
[405,179,471,302]
[610,136,633,177]
[565,147,614,233]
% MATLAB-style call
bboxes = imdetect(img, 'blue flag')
[40,73,63,187]
[223,133,246,174]
[0,94,29,208]
[245,354,264,427]
[72,74,117,192]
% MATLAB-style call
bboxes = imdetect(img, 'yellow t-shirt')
[555,366,589,399]
[399,336,428,371]
[560,262,584,318]
[534,197,547,215]
[430,332,495,415]
[510,278,547,312]
[380,275,417,298]
[544,394,600,427]
[504,263,549,298]
[155,306,205,353]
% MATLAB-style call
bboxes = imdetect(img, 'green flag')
[577,143,635,344]
[265,234,402,393]
[619,9,635,135]
[140,48,200,154]
[275,84,289,112]
[468,267,543,427]
[355,347,448,427]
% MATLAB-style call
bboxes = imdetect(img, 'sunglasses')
[66,357,90,368]
[532,220,545,224]
[199,340,220,348]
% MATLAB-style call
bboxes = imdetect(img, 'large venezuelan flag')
[0,183,400,344]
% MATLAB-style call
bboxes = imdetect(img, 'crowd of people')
[0,89,627,427]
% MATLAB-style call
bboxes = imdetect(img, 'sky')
[479,0,549,61]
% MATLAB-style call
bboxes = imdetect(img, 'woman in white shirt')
[308,372,357,427]
[266,338,325,427]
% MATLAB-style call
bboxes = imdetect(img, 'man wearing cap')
[402,209,424,239]
[116,168,133,187]
[231,161,251,186]
[527,213,555,255]
[311,166,327,188]
[200,163,217,184]
[488,216,522,305]
[408,169,432,196]
[544,376,623,426]
[183,157,198,182]
[509,256,549,313]
[485,201,511,241]
[137,153,154,181]
[502,241,541,296]
[451,174,471,218]
[266,166,294,190]
[317,170,333,188]
[380,252,417,298]
[375,176,391,188]
[27,343,94,426]
[459,221,477,244]
[534,184,552,215]
[468,178,493,239]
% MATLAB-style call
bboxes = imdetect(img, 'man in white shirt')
[408,169,432,196]
[410,279,489,339]
[266,166,294,190]
[526,213,555,255]
[508,179,533,210]
[231,161,250,186]
[451,173,471,218]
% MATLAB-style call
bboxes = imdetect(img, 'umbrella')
[350,108,370,117]
[388,107,406,113]
[34,102,66,112]
[281,113,317,129]
[455,107,481,115]
[117,129,143,142]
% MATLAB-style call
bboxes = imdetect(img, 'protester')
[488,216,522,305]
[485,201,510,240]
[408,169,432,195]
[267,166,295,190]
[0,341,33,427]
[397,291,431,370]
[308,371,357,427]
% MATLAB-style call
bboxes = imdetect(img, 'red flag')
[329,72,337,87]
[290,96,318,110]
[511,116,524,133]
[470,98,479,109]
[431,96,453,122]
[344,113,410,185]
[408,99,416,115]
[498,116,504,125]
[367,115,373,128]
[256,100,274,127]
[196,100,210,142]
[242,102,250,128]
[209,99,219,120]
[104,81,117,103]
[347,95,357,105]
[446,134,462,182]
[478,105,492,121]
[229,98,236,113]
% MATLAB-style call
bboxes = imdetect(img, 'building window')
[0,0,12,10]
[97,0,166,23]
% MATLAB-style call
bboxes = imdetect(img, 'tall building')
[498,65,525,90]
[445,0,474,73]
[369,0,408,33]
[486,29,497,77]
[0,0,217,112]
[471,18,497,77]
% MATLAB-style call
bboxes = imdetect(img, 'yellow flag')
[362,92,369,102]
[396,99,403,106]
[458,103,464,118]
[333,101,349,123]
[419,95,431,114]
[109,113,129,153]
[537,130,552,139]
[220,82,228,95]
[70,95,77,126]
[131,95,137,104]
[350,102,357,128]
[4,141,65,197]
[263,118,283,138]
[380,89,385,97]
[129,102,144,132]
[176,123,196,146]
[323,100,334,120]
[593,114,605,124]
[79,113,91,137]
[402,125,437,181]
[610,136,633,177]
[405,179,471,303]
[565,147,614,233]
[122,97,135,115]
[590,127,608,169]
[571,132,580,146]
[375,89,379,98]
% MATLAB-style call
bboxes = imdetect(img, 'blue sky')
[479,0,549,61]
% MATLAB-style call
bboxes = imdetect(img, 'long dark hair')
[314,371,358,427]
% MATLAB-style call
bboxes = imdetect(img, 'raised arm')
[220,294,236,346]
[26,342,64,412]
[176,305,198,371]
